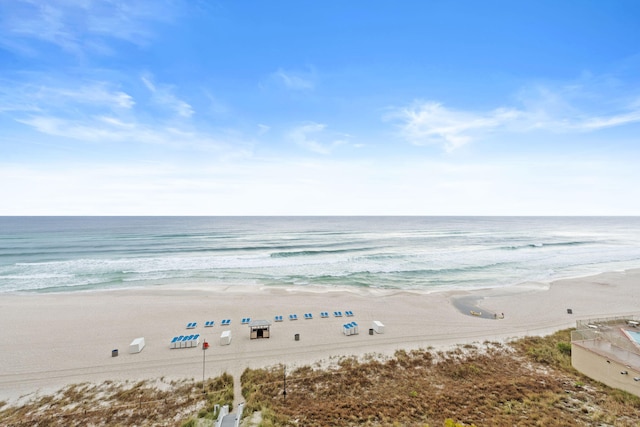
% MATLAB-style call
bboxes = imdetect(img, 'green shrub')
[557,342,572,355]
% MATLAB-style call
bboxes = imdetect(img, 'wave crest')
[501,240,597,250]
[270,248,368,258]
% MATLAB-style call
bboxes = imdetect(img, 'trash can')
[294,333,300,341]
[112,349,118,357]
[369,328,374,335]
[567,308,573,314]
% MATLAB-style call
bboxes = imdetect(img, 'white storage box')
[220,330,232,346]
[129,337,145,353]
[372,321,385,334]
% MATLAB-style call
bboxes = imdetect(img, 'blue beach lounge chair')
[241,317,251,324]
[275,315,283,322]
[320,311,329,318]
[289,314,298,320]
[345,310,354,317]
[304,313,313,319]
[334,311,343,317]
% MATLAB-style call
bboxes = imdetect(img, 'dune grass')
[240,330,640,426]
[0,374,233,427]
[3,329,640,426]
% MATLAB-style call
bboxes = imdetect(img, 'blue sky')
[1,0,639,215]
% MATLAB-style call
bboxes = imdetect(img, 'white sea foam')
[1,217,640,293]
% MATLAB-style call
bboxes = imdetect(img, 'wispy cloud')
[41,83,135,110]
[0,0,178,56]
[141,74,194,118]
[389,82,640,151]
[1,75,250,157]
[288,122,348,154]
[257,124,270,135]
[580,111,640,130]
[15,114,244,154]
[271,68,316,91]
[0,79,134,113]
[388,102,520,151]
[514,81,640,132]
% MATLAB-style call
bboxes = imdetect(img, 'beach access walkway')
[215,402,244,427]
[220,413,237,427]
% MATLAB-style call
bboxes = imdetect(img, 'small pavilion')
[248,319,272,339]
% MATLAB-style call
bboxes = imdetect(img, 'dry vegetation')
[3,330,640,426]
[240,330,640,426]
[0,374,233,427]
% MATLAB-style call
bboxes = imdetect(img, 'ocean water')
[1,216,640,294]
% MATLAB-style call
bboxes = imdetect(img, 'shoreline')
[1,268,639,404]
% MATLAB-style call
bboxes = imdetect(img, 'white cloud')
[16,114,248,155]
[388,101,521,151]
[287,122,347,154]
[141,74,194,118]
[271,68,315,90]
[202,90,231,115]
[257,124,270,135]
[0,80,134,113]
[51,83,135,109]
[389,85,640,151]
[0,75,230,153]
[580,111,640,130]
[0,0,177,56]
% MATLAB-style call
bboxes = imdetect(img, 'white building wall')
[572,342,640,397]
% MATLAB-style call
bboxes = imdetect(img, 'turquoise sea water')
[1,216,640,293]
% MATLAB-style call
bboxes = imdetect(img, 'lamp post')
[202,340,209,394]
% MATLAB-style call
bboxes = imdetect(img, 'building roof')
[572,316,640,370]
[248,319,272,327]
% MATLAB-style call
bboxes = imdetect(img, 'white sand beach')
[1,268,639,403]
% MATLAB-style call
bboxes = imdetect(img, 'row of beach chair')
[170,334,201,349]
[275,310,355,322]
[186,311,355,328]
[188,319,231,329]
